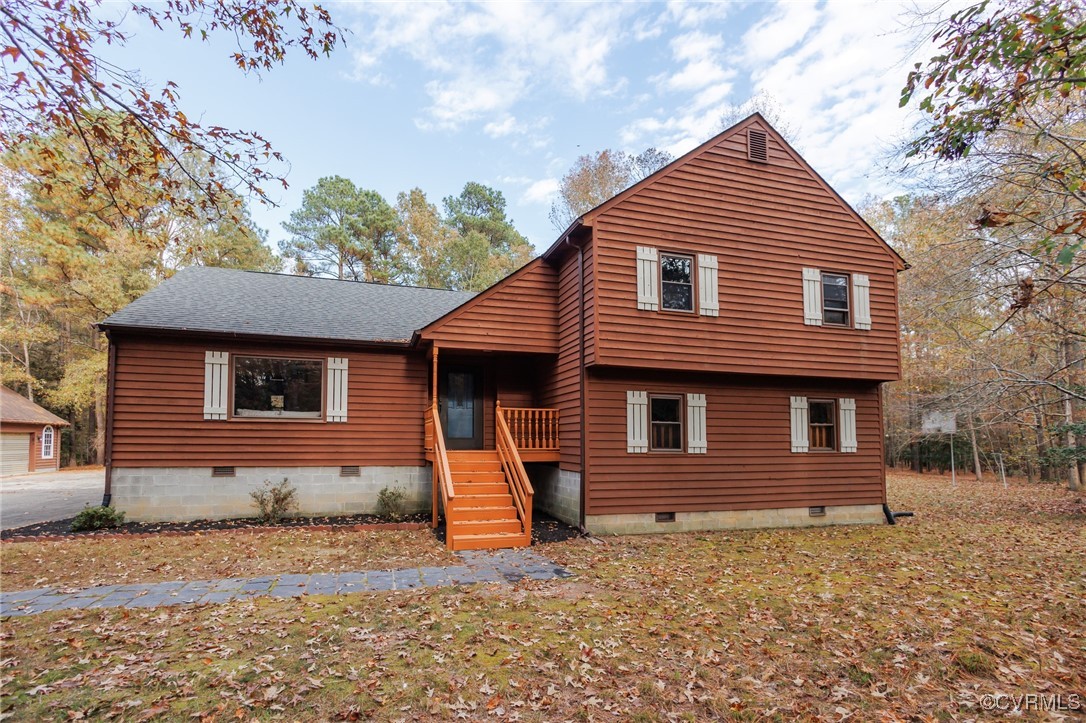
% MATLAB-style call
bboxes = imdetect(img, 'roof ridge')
[184,266,476,295]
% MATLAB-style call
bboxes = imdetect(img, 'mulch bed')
[2,511,584,545]
[0,512,432,543]
[431,512,584,546]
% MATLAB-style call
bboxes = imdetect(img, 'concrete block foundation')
[527,464,581,527]
[584,504,885,535]
[111,466,430,522]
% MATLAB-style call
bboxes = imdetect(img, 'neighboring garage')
[1,385,68,476]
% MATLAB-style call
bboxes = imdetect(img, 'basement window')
[233,356,322,419]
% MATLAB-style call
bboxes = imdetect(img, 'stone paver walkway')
[0,548,572,617]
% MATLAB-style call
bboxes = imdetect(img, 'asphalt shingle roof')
[1,386,69,426]
[99,267,477,344]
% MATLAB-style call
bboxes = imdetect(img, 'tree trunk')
[968,416,983,482]
[1062,339,1081,492]
[21,340,33,403]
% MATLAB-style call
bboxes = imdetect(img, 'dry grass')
[0,528,458,590]
[1,473,1083,721]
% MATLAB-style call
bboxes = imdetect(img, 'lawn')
[1,473,1083,721]
[0,528,459,590]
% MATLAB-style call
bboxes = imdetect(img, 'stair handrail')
[428,402,455,537]
[495,401,534,543]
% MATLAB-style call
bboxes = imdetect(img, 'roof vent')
[748,129,768,163]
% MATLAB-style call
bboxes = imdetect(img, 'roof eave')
[99,324,416,349]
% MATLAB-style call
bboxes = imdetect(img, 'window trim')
[648,393,685,452]
[230,354,326,422]
[808,398,838,452]
[40,425,54,459]
[658,252,697,314]
[820,271,851,327]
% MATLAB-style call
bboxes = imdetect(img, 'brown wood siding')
[590,120,901,381]
[585,369,885,515]
[111,337,428,467]
[539,248,588,472]
[421,259,558,353]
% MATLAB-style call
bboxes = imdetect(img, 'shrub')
[71,505,125,532]
[250,478,298,524]
[376,486,407,521]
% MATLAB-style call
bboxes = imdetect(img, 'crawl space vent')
[211,466,236,477]
[747,129,768,162]
[340,465,361,477]
[655,512,676,523]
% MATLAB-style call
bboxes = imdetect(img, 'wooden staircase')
[445,450,529,551]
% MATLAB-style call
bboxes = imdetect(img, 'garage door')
[1,433,31,476]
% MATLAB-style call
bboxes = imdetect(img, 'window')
[233,356,322,418]
[808,400,837,451]
[40,425,54,459]
[660,254,694,312]
[650,395,683,451]
[821,273,849,325]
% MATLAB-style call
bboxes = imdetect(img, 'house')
[98,115,904,549]
[1,386,68,476]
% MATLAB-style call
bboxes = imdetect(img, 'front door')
[440,365,483,450]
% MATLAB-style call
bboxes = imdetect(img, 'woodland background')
[0,0,1082,491]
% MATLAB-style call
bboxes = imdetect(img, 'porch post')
[430,345,439,528]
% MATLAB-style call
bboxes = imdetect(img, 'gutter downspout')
[563,232,588,532]
[102,333,117,507]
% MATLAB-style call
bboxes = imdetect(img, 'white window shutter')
[697,254,719,317]
[839,398,858,452]
[203,351,229,420]
[802,268,823,326]
[852,274,871,330]
[790,396,809,453]
[627,391,648,453]
[326,357,349,423]
[687,393,707,453]
[636,246,659,311]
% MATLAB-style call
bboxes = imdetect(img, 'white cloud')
[522,178,560,204]
[345,2,636,133]
[744,0,928,201]
[741,1,821,65]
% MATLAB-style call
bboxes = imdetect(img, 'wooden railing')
[495,403,533,545]
[428,403,456,546]
[500,406,560,451]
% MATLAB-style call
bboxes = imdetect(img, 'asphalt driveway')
[0,468,103,531]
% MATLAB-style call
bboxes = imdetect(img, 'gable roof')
[542,113,906,270]
[0,386,68,426]
[99,267,477,345]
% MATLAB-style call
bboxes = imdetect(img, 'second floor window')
[821,273,849,325]
[661,253,693,312]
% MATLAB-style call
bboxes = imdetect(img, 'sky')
[102,0,948,254]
